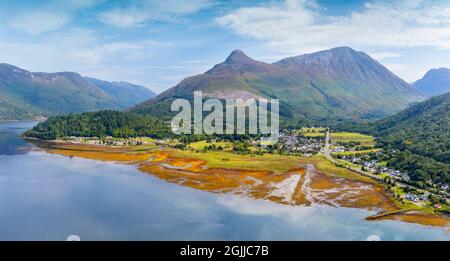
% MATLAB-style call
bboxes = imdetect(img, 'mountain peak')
[328,46,356,52]
[414,67,450,96]
[0,63,32,80]
[224,49,254,64]
[205,49,272,75]
[428,67,450,74]
[137,46,424,121]
[274,46,363,67]
[0,63,29,72]
[422,67,450,80]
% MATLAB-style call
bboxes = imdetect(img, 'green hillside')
[132,47,424,122]
[85,77,156,108]
[0,63,155,120]
[373,92,450,183]
[24,110,170,140]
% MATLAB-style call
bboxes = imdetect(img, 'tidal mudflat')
[39,141,450,229]
[1,121,449,240]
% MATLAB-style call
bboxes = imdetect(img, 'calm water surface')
[0,121,449,240]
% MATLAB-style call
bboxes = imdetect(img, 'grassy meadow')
[330,132,375,146]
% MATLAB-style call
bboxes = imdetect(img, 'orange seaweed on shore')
[36,142,449,228]
[370,211,450,228]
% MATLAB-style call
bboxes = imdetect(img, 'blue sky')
[2,0,450,93]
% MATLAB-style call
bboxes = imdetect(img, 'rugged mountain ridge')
[85,77,156,108]
[0,63,155,120]
[133,47,424,121]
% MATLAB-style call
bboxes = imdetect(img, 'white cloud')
[98,8,150,28]
[216,0,450,54]
[384,63,409,72]
[179,59,207,64]
[149,0,216,15]
[74,40,172,65]
[57,0,103,10]
[98,0,216,28]
[7,0,101,34]
[0,27,172,90]
[369,51,403,60]
[9,12,70,35]
[0,29,96,68]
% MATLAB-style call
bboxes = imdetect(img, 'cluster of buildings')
[405,192,429,203]
[331,146,345,153]
[279,133,322,156]
[65,136,153,146]
[345,156,377,168]
[379,167,411,182]
[341,155,412,182]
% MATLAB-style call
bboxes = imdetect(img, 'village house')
[332,146,345,153]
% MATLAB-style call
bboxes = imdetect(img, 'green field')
[303,132,325,137]
[297,127,326,137]
[187,140,233,151]
[332,148,381,156]
[330,132,375,146]
[299,127,326,133]
[170,149,301,173]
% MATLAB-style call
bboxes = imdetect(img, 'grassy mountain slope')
[0,89,43,120]
[373,92,450,183]
[0,63,155,120]
[85,77,156,108]
[132,47,424,121]
[374,92,450,163]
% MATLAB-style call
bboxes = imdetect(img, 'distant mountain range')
[413,68,450,97]
[85,77,156,108]
[0,63,156,120]
[132,47,424,121]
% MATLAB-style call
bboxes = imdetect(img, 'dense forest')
[24,110,171,140]
[331,93,449,184]
[371,92,450,184]
[24,110,259,142]
[386,150,449,185]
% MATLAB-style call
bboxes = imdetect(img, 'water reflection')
[0,121,38,155]
[0,121,449,240]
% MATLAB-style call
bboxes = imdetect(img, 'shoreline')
[26,138,450,228]
[0,118,47,123]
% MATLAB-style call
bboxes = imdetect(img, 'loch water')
[0,121,448,240]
